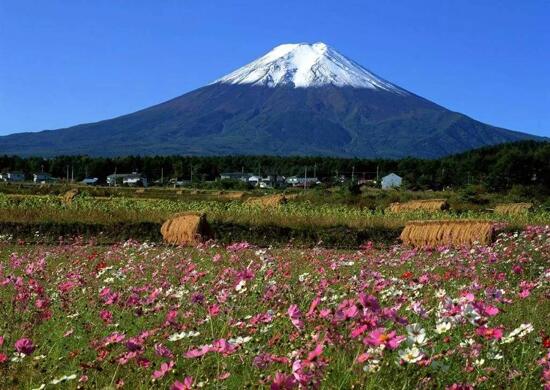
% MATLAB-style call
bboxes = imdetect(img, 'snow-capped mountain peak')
[215,42,407,93]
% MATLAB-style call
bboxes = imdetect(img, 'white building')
[381,173,402,189]
[33,173,54,183]
[0,171,25,182]
[81,177,98,186]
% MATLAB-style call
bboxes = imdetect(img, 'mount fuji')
[0,42,540,158]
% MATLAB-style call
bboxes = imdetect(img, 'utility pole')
[71,164,74,183]
[376,165,380,183]
[190,163,193,182]
[304,167,308,190]
[66,165,69,183]
[161,167,164,185]
[351,165,355,183]
[313,163,317,179]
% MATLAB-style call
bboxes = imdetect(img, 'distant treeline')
[0,141,548,193]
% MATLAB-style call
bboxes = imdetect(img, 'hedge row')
[0,221,401,248]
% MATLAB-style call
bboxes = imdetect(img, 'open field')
[0,193,549,229]
[0,227,549,388]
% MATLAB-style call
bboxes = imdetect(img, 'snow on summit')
[216,42,407,93]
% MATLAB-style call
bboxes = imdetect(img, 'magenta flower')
[152,360,175,380]
[476,326,504,340]
[364,328,404,350]
[287,304,304,331]
[154,343,173,358]
[14,338,35,355]
[171,377,193,390]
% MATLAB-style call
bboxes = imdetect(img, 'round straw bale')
[62,188,79,204]
[161,212,212,246]
[246,194,287,207]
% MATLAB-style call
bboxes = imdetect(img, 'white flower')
[298,273,310,282]
[398,346,423,363]
[10,352,26,362]
[459,338,475,348]
[473,358,485,367]
[406,323,427,346]
[168,330,200,341]
[31,385,46,390]
[228,336,252,345]
[435,289,446,298]
[462,304,480,325]
[363,359,381,372]
[50,374,77,385]
[501,323,534,344]
[235,280,247,293]
[435,319,452,334]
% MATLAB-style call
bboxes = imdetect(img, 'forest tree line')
[0,141,548,194]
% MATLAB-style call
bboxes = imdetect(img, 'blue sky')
[1,0,549,137]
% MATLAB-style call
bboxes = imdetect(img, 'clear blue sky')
[1,0,549,137]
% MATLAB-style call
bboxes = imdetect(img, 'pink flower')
[306,343,324,361]
[14,338,34,355]
[154,343,173,358]
[287,304,304,331]
[364,328,404,350]
[0,353,7,363]
[208,304,221,317]
[152,360,175,380]
[100,310,113,324]
[211,339,236,355]
[476,326,504,340]
[0,336,4,346]
[518,289,530,299]
[185,345,210,358]
[171,377,193,390]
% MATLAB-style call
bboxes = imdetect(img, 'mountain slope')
[0,42,540,158]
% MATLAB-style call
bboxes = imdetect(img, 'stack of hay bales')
[62,188,79,204]
[494,203,532,215]
[160,212,211,246]
[400,220,494,248]
[388,199,449,213]
[246,194,287,207]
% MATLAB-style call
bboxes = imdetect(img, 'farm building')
[220,172,253,182]
[0,171,25,182]
[381,173,402,189]
[33,173,54,183]
[81,177,98,186]
[286,176,320,187]
[107,173,148,187]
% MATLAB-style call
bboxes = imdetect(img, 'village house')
[286,176,320,187]
[107,172,148,187]
[0,171,25,182]
[220,172,253,182]
[33,172,54,183]
[381,173,402,189]
[81,177,98,186]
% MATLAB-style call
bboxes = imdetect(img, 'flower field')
[0,227,549,389]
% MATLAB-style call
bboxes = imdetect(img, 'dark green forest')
[0,141,548,194]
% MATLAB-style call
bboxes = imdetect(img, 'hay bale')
[388,199,449,213]
[224,191,246,200]
[136,188,145,194]
[494,203,532,215]
[400,220,494,248]
[246,194,287,207]
[62,188,79,204]
[160,212,211,246]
